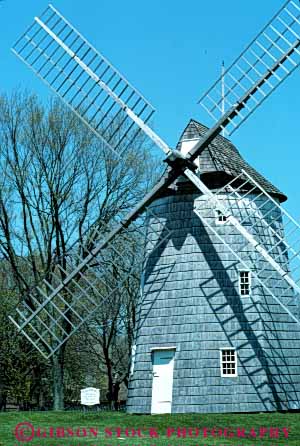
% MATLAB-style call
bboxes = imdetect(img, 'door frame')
[150,346,176,414]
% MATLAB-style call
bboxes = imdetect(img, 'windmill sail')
[185,169,300,294]
[9,209,172,359]
[12,4,170,157]
[198,0,300,135]
[190,168,300,325]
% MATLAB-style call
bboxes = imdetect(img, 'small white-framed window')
[239,270,251,296]
[220,348,237,377]
[215,209,228,225]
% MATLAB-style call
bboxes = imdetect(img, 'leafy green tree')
[0,288,51,410]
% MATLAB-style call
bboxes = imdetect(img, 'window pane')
[221,349,237,376]
[239,271,251,296]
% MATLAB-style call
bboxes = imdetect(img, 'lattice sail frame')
[12,4,170,157]
[193,169,300,324]
[198,0,300,135]
[9,209,172,359]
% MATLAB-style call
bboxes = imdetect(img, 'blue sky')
[0,0,299,218]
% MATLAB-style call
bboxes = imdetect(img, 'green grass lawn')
[0,410,299,446]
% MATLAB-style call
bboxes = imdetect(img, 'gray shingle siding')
[127,187,300,413]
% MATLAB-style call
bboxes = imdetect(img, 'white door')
[151,349,175,414]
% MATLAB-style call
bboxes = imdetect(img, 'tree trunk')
[112,381,120,411]
[38,387,45,410]
[0,386,7,412]
[103,346,114,408]
[52,349,64,410]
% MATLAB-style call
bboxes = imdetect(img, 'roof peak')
[177,118,233,146]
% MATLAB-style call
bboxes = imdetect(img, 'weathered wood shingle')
[177,119,286,202]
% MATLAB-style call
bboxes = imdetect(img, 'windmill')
[9,1,300,413]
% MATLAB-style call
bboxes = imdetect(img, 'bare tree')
[0,90,161,409]
[70,268,139,408]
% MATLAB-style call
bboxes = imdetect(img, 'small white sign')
[81,387,100,406]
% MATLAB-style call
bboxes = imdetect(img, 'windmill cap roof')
[176,119,286,203]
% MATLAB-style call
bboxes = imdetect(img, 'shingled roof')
[176,119,286,202]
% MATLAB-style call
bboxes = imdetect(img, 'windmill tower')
[9,1,300,414]
[127,120,300,413]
